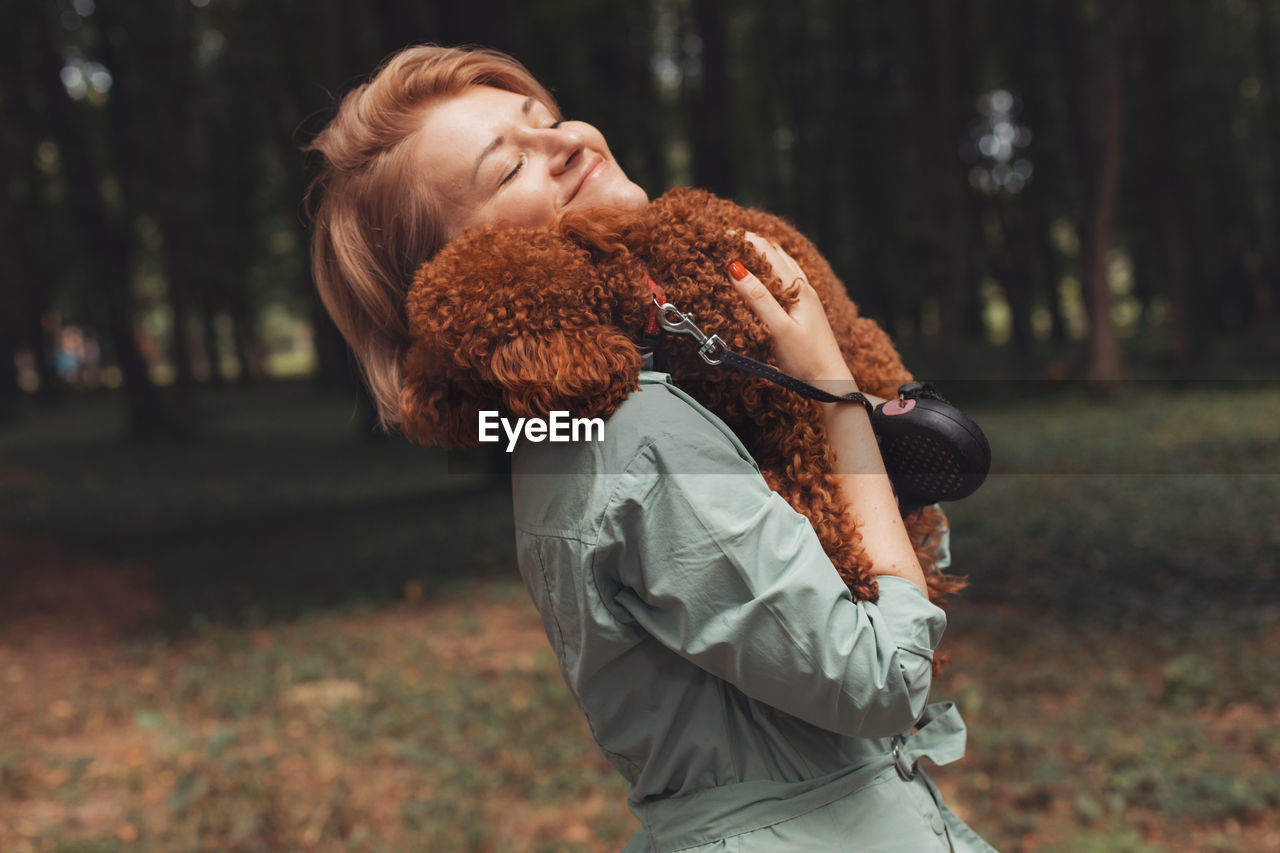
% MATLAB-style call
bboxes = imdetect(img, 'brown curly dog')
[399,187,966,615]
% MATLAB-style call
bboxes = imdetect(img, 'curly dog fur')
[400,187,966,614]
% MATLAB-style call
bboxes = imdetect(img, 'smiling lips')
[568,156,606,204]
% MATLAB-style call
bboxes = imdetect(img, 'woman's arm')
[730,236,927,594]
[603,387,943,738]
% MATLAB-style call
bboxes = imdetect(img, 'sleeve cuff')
[873,575,948,661]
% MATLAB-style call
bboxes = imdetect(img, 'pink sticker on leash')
[882,399,916,416]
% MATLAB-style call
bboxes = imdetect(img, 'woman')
[306,44,996,852]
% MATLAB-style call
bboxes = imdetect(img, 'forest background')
[0,1,1278,851]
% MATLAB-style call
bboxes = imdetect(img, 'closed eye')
[501,155,525,185]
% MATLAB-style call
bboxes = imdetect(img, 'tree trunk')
[1082,9,1125,382]
[916,0,972,342]
[32,8,175,434]
[141,0,200,407]
[0,207,23,420]
[1256,0,1280,316]
[688,0,733,197]
[156,109,201,407]
[227,294,265,384]
[1137,0,1195,368]
[1059,3,1126,382]
[621,2,667,194]
[22,290,56,400]
[200,299,225,387]
[996,202,1036,358]
[161,219,198,403]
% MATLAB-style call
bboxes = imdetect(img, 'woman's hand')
[729,233,856,391]
[730,235,926,593]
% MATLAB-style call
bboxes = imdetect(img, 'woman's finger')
[728,260,793,333]
[743,232,794,271]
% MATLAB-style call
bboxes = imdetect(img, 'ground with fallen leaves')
[1,529,1277,852]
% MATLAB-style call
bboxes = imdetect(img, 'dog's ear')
[399,344,500,447]
[488,324,642,422]
[399,343,447,446]
[400,226,642,445]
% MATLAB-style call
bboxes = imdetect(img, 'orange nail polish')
[729,261,748,281]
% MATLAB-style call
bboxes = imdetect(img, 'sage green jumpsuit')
[512,371,997,852]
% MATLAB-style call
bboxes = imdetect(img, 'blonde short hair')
[304,45,559,432]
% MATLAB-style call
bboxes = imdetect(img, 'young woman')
[306,44,996,852]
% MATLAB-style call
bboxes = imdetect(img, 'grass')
[1,581,1275,852]
[942,381,1279,618]
[0,583,638,851]
[0,378,1277,850]
[926,604,1280,851]
[0,381,515,627]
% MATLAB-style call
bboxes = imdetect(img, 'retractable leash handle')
[873,382,991,510]
[654,298,991,508]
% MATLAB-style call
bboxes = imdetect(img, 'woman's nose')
[526,124,584,174]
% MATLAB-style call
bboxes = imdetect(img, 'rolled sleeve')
[868,575,948,717]
[606,417,948,740]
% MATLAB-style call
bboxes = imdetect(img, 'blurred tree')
[1133,0,1196,369]
[197,0,275,386]
[852,3,941,337]
[1012,0,1074,348]
[257,0,387,434]
[0,3,52,417]
[1057,1,1126,382]
[5,0,1278,438]
[30,4,181,435]
[972,0,1059,358]
[686,0,733,197]
[514,1,666,197]
[1252,0,1280,321]
[915,0,979,343]
[91,1,204,407]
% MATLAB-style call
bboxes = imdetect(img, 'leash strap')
[643,277,667,339]
[654,298,876,417]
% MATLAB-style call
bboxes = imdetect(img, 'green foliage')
[6,0,1280,440]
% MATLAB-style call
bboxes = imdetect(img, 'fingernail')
[729,261,748,281]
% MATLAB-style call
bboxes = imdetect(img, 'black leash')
[655,299,881,416]
[652,297,989,507]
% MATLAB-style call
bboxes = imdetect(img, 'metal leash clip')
[654,298,727,365]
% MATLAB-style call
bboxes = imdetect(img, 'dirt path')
[0,529,161,651]
[0,531,167,848]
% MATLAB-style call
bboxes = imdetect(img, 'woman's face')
[416,86,649,240]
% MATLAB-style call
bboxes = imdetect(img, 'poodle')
[398,187,966,611]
